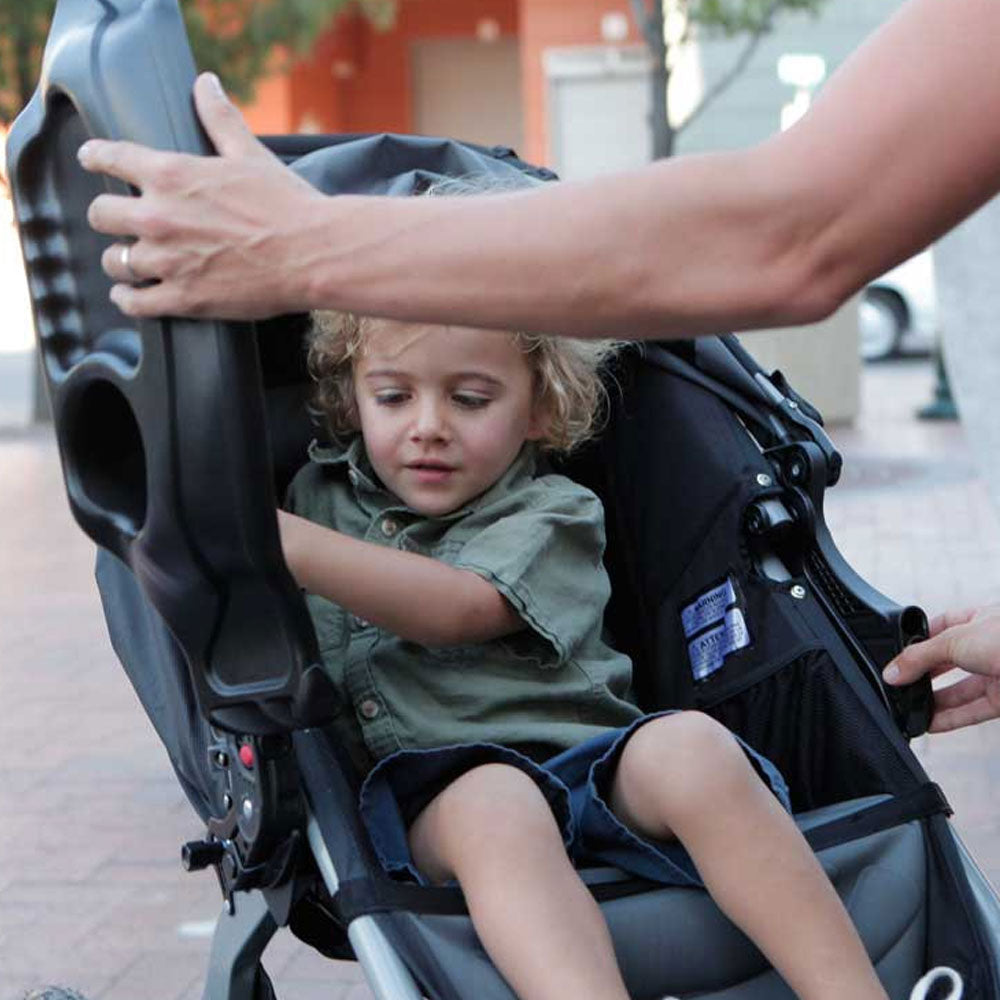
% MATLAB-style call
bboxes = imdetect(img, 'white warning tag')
[681,578,738,638]
[687,608,751,681]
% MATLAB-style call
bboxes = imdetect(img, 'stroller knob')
[181,839,226,872]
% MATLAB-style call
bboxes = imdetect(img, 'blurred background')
[3,1,1000,998]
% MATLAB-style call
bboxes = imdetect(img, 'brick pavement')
[2,357,1000,1000]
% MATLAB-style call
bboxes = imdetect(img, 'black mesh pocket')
[708,648,921,812]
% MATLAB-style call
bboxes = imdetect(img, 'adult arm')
[277,510,522,647]
[883,605,1000,732]
[81,0,1000,336]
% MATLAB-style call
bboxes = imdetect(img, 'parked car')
[859,249,937,361]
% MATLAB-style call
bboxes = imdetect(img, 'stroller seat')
[386,797,927,999]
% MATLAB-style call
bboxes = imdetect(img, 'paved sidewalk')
[2,357,1000,999]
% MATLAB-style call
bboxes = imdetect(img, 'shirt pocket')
[425,642,485,666]
[425,632,555,671]
[499,630,555,670]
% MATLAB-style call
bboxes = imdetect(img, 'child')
[277,305,894,1000]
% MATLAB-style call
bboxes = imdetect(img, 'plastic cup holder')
[63,378,147,535]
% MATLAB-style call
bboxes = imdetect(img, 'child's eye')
[453,393,491,410]
[374,390,410,406]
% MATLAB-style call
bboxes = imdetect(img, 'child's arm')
[277,510,523,647]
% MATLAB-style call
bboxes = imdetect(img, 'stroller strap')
[803,783,951,853]
[329,784,950,922]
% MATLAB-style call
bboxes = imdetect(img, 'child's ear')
[526,399,551,443]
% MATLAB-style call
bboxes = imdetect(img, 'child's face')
[352,321,545,516]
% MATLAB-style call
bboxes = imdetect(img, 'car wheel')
[859,287,907,361]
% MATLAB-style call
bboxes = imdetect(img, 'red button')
[238,744,255,769]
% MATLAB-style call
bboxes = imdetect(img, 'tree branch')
[678,0,780,134]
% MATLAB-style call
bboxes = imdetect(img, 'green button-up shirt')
[285,437,641,774]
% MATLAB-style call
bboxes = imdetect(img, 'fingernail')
[77,141,94,165]
[110,284,129,312]
[883,664,900,685]
[206,72,225,97]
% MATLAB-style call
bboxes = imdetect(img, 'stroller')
[8,1,1000,997]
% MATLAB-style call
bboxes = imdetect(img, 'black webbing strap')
[334,877,468,921]
[803,783,951,853]
[331,784,950,922]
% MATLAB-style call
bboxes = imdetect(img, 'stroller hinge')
[181,731,306,919]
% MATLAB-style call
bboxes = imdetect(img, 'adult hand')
[883,604,1000,732]
[78,72,328,320]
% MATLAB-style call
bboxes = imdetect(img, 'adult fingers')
[928,607,977,637]
[77,138,177,189]
[930,694,1000,733]
[110,280,183,318]
[933,673,989,711]
[87,192,147,239]
[883,629,962,686]
[101,241,158,284]
[193,72,272,161]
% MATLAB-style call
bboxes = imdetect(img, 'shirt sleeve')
[452,478,611,664]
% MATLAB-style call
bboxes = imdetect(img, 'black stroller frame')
[9,2,1000,998]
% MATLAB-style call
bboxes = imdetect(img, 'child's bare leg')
[610,712,889,1000]
[409,763,629,1000]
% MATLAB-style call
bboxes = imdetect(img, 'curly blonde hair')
[308,309,618,452]
[312,173,622,451]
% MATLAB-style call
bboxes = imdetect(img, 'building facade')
[240,0,642,168]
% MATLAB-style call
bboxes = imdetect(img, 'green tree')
[0,0,396,127]
[0,0,395,421]
[628,0,829,159]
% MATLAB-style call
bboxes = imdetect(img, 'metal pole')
[917,345,958,421]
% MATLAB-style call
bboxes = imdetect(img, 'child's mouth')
[407,461,456,484]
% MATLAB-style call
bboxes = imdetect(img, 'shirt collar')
[307,435,539,521]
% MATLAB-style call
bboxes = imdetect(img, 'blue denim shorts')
[358,711,791,887]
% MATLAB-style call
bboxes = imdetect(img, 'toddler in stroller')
[8,4,997,997]
[277,294,888,1000]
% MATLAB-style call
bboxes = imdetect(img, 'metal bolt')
[789,462,803,481]
[241,797,254,821]
[788,400,799,410]
[222,793,233,810]
[790,584,807,600]
[215,751,229,767]
[756,473,772,488]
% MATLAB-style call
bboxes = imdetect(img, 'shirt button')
[380,517,400,538]
[358,698,381,720]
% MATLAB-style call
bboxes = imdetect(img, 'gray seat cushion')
[388,796,925,999]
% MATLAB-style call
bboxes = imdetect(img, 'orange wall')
[273,0,519,136]
[241,0,639,165]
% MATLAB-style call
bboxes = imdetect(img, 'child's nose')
[411,398,449,441]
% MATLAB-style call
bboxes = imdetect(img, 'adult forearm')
[303,150,810,340]
[84,0,1000,331]
[278,512,520,647]
[303,0,1000,340]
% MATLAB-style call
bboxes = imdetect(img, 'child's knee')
[440,764,552,833]
[410,763,560,877]
[619,711,752,807]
